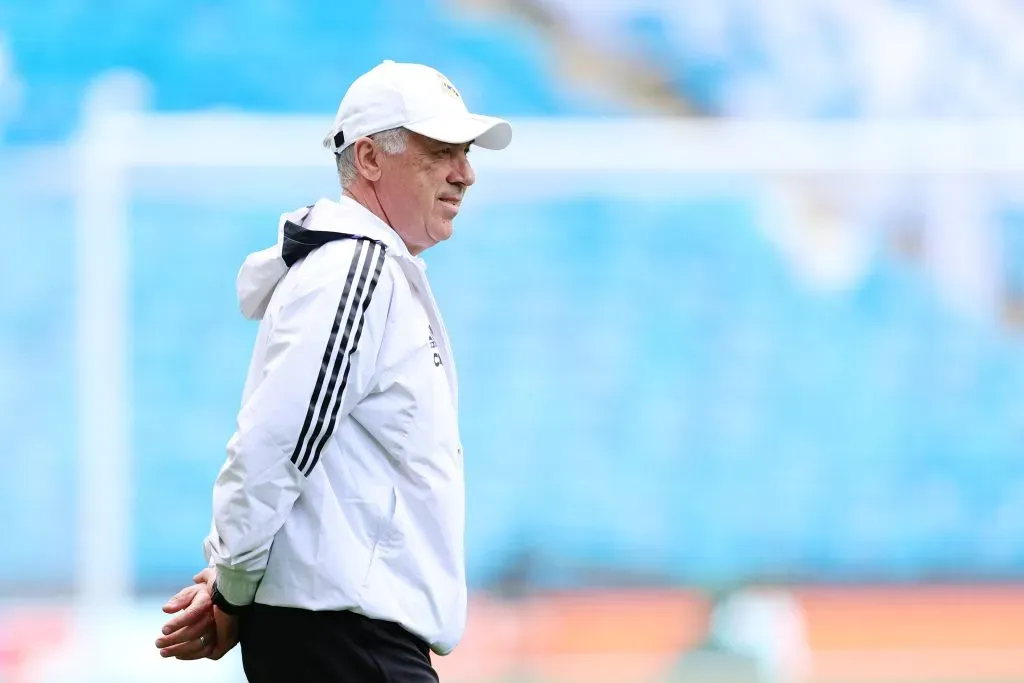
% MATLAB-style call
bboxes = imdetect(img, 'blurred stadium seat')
[0,0,601,144]
[531,0,1024,117]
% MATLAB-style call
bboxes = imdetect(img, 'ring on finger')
[199,634,207,648]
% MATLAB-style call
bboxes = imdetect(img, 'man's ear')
[353,138,383,182]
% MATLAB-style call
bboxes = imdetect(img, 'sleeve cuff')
[214,565,263,607]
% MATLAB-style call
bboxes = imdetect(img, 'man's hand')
[156,568,217,660]
[207,606,240,660]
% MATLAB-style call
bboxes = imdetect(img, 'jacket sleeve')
[203,239,391,607]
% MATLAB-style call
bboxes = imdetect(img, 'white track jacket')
[203,196,466,655]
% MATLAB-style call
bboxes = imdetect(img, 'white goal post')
[72,101,1024,607]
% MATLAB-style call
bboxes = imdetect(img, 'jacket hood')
[237,197,404,320]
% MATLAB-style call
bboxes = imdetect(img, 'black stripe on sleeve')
[290,239,367,470]
[304,244,387,476]
[297,241,381,474]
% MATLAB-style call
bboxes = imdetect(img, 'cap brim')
[404,114,512,150]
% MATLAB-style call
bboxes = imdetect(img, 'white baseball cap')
[325,60,512,154]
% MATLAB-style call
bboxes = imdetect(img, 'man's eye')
[437,148,452,157]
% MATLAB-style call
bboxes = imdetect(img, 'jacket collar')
[282,196,415,266]
[238,196,420,321]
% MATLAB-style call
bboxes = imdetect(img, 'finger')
[207,637,237,662]
[176,644,214,661]
[159,637,210,659]
[155,613,213,648]
[207,643,229,661]
[160,592,212,635]
[192,567,214,584]
[162,584,200,614]
[161,601,211,637]
[208,608,239,661]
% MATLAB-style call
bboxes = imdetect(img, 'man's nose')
[450,150,476,188]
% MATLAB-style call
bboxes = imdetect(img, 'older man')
[154,60,511,682]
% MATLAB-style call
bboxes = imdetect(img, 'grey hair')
[325,127,409,188]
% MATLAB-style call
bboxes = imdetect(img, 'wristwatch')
[211,582,252,616]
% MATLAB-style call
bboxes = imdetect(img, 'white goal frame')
[72,105,1024,606]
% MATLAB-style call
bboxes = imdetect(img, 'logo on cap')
[438,74,461,100]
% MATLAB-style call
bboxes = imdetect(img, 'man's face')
[376,131,476,254]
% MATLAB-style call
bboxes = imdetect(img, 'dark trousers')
[239,604,440,683]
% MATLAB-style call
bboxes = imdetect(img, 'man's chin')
[428,221,455,244]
